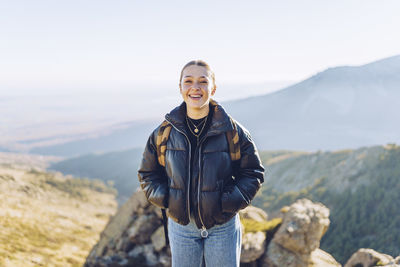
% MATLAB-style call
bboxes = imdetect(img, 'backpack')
[155,117,241,246]
[156,117,241,167]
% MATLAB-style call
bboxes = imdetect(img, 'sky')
[1,0,400,95]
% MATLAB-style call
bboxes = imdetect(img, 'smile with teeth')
[189,94,203,100]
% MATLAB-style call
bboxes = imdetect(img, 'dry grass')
[0,165,117,267]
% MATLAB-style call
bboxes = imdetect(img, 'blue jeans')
[167,213,242,267]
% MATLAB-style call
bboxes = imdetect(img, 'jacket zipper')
[165,119,192,223]
[197,131,223,237]
[197,141,208,237]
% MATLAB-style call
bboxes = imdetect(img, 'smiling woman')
[179,61,216,119]
[138,60,265,267]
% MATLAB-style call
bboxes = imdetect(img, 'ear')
[211,85,216,96]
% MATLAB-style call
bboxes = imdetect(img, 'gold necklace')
[186,116,207,133]
[186,114,208,141]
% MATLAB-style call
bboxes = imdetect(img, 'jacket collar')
[165,99,234,136]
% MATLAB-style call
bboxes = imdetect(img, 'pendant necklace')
[187,116,207,133]
[186,114,208,142]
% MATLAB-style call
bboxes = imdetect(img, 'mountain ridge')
[7,54,400,156]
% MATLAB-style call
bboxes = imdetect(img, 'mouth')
[189,94,203,100]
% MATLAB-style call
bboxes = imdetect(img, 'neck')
[187,104,210,119]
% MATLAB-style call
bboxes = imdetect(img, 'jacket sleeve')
[221,123,265,213]
[137,128,169,209]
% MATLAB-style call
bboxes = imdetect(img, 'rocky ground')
[85,190,400,267]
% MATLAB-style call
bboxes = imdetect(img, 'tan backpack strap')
[156,120,172,167]
[226,118,241,161]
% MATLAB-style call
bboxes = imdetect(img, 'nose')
[191,81,201,90]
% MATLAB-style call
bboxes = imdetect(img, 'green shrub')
[241,218,282,234]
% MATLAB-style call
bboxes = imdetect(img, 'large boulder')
[262,198,340,267]
[344,248,397,267]
[272,198,330,254]
[262,243,341,267]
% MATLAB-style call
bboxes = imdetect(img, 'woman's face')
[180,65,216,111]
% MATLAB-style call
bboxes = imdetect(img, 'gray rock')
[262,237,341,267]
[151,226,166,252]
[128,244,159,266]
[272,198,330,255]
[87,189,151,258]
[310,248,341,267]
[241,231,266,263]
[128,214,160,244]
[159,253,172,267]
[239,205,268,221]
[344,248,394,267]
[262,198,339,267]
[262,241,307,267]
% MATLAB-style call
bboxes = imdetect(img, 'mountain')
[0,159,117,266]
[30,120,158,157]
[49,148,143,204]
[25,55,400,156]
[223,55,400,151]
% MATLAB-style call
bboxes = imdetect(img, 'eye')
[184,80,192,84]
[200,81,208,84]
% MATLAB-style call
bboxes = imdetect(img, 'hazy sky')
[1,0,400,92]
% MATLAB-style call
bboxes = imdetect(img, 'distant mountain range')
[19,54,400,156]
[30,120,159,157]
[224,55,400,151]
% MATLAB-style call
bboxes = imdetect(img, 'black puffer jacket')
[138,100,265,230]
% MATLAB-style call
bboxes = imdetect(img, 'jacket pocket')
[212,180,235,224]
[221,184,249,214]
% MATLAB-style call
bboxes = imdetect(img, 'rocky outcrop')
[85,188,170,266]
[85,192,398,267]
[85,193,339,267]
[262,198,340,267]
[272,198,330,254]
[85,190,275,266]
[240,206,269,263]
[344,248,400,267]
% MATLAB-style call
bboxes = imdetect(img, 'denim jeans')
[167,213,242,267]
